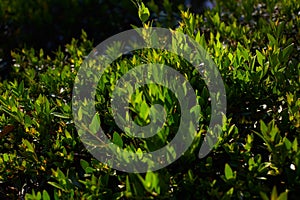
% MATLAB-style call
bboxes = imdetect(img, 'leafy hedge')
[0,0,299,199]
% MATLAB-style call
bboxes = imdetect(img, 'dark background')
[0,0,210,60]
[0,0,140,60]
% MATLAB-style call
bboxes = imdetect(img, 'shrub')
[0,0,299,199]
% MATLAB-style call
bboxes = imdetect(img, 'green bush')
[0,0,299,199]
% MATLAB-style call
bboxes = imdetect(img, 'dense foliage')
[0,0,299,199]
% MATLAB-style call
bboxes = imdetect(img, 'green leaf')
[224,163,233,180]
[65,130,72,139]
[282,43,294,59]
[113,132,123,148]
[292,138,298,152]
[237,43,249,61]
[23,139,35,153]
[138,2,150,23]
[253,130,273,152]
[36,192,42,200]
[259,192,270,200]
[18,81,24,94]
[144,172,153,189]
[78,107,83,121]
[85,166,95,174]
[51,112,70,119]
[139,101,149,121]
[136,148,143,160]
[286,93,293,105]
[145,172,159,191]
[125,175,132,195]
[212,12,220,25]
[48,182,66,192]
[267,33,277,46]
[271,186,278,200]
[133,90,143,104]
[277,191,288,200]
[89,114,100,134]
[11,105,18,113]
[225,187,234,196]
[260,120,268,135]
[3,153,9,162]
[269,123,279,142]
[284,138,292,150]
[256,50,265,66]
[52,168,66,179]
[24,115,32,128]
[42,190,51,200]
[80,159,90,170]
